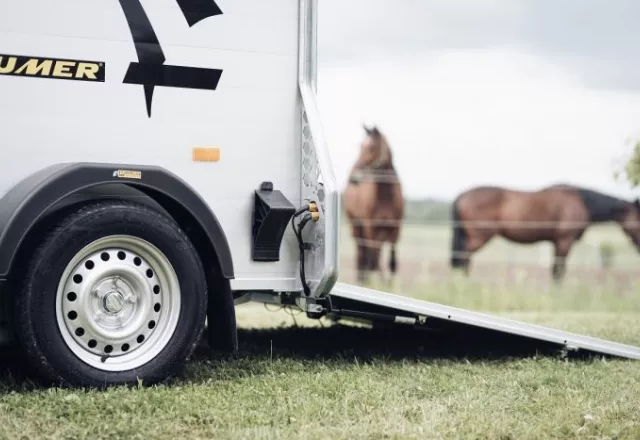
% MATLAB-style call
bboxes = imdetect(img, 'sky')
[315,0,640,201]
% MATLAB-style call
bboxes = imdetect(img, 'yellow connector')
[309,201,319,213]
[311,211,320,222]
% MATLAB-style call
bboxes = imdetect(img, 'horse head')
[620,198,640,251]
[354,124,393,170]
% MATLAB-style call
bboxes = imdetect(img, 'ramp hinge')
[306,303,325,319]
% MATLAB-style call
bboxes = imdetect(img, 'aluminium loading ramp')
[326,282,640,360]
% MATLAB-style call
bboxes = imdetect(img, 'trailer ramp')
[326,282,640,360]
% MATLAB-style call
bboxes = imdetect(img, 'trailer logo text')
[0,54,105,82]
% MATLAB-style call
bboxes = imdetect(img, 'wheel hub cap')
[103,290,125,314]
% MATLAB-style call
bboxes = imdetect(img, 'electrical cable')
[291,213,313,295]
[290,202,318,296]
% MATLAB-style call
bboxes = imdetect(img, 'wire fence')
[345,236,634,270]
[338,219,640,291]
[343,219,640,228]
[347,169,400,179]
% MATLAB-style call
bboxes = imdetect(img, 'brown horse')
[450,184,640,281]
[343,125,404,283]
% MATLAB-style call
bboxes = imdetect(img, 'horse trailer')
[0,0,638,388]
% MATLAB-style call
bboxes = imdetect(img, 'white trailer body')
[0,0,637,389]
[0,0,336,386]
[0,0,336,295]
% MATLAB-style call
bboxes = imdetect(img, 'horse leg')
[552,237,574,283]
[462,232,493,276]
[368,241,383,283]
[356,244,367,283]
[359,222,377,284]
[388,243,397,286]
[359,244,374,284]
[352,225,367,283]
[373,244,395,289]
[384,222,401,287]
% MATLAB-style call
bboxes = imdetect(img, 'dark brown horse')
[450,184,640,281]
[343,125,404,283]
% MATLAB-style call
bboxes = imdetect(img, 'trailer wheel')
[14,200,207,387]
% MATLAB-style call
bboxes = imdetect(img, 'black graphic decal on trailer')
[118,0,223,117]
[175,0,222,27]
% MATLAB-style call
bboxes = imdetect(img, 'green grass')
[0,223,639,439]
[1,305,640,439]
[2,352,639,439]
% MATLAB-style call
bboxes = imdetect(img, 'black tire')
[13,200,207,388]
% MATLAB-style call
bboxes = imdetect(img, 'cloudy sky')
[315,0,640,200]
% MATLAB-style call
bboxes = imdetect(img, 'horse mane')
[349,125,396,177]
[348,125,399,203]
[572,186,631,222]
[367,127,398,202]
[370,131,393,170]
[542,183,631,222]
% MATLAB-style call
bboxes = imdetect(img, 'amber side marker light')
[192,147,220,162]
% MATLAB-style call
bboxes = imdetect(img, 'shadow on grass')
[0,322,610,390]
[220,322,592,361]
[184,321,608,382]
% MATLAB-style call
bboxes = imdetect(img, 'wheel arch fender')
[0,162,235,281]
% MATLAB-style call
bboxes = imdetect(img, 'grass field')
[0,223,639,439]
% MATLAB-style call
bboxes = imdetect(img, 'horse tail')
[450,198,467,269]
[389,245,397,274]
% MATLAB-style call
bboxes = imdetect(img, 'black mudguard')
[0,162,237,353]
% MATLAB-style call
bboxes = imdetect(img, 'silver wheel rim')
[55,235,181,371]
